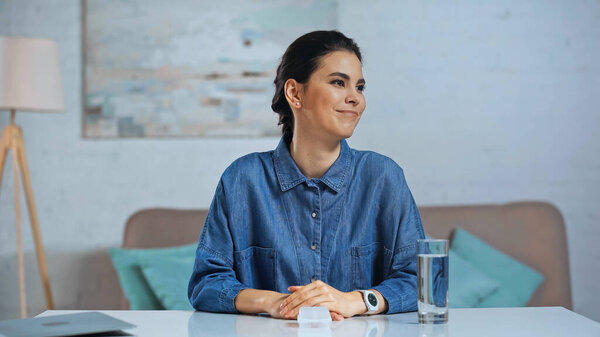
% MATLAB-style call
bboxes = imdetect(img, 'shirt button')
[311,244,316,250]
[311,212,317,218]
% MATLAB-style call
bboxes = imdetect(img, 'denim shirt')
[188,137,425,314]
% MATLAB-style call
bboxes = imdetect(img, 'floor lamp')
[0,37,64,318]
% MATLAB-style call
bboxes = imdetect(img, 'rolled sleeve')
[188,243,249,313]
[373,243,419,314]
[219,283,249,313]
[374,169,424,314]
[188,179,248,313]
[373,282,404,314]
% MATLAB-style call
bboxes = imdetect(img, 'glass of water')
[417,239,449,324]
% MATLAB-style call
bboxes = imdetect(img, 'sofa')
[117,201,572,310]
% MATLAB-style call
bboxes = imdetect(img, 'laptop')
[0,312,136,337]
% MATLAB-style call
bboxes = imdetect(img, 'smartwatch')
[359,290,379,314]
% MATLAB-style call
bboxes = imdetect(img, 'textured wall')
[0,0,598,322]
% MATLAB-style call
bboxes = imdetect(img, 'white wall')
[0,0,598,322]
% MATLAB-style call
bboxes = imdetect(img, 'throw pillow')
[109,244,197,310]
[448,249,500,308]
[451,228,544,307]
[140,256,195,310]
[476,287,524,308]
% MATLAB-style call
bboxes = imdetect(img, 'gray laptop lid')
[0,312,136,337]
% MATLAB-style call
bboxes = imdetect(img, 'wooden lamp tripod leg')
[14,127,54,310]
[0,120,54,314]
[11,132,28,319]
[0,126,10,196]
[0,125,30,318]
[0,125,29,318]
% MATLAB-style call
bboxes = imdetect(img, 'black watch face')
[367,293,378,306]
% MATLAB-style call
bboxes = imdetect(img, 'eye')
[331,79,345,87]
[356,85,366,92]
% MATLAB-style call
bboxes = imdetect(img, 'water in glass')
[417,251,449,324]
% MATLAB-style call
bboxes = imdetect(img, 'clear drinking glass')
[417,239,449,324]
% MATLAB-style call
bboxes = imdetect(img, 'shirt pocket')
[234,246,278,291]
[351,242,393,289]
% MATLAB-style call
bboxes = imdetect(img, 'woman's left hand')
[278,280,367,320]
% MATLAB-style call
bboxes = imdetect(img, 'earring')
[296,102,300,106]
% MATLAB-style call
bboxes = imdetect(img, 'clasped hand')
[275,280,366,321]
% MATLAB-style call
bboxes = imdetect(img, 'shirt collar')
[273,137,351,193]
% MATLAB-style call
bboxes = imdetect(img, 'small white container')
[297,306,332,328]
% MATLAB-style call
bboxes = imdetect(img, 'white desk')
[38,307,600,337]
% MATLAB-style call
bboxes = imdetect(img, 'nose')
[345,89,361,106]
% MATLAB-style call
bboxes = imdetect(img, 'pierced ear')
[284,78,303,108]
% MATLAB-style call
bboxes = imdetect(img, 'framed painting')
[82,0,338,138]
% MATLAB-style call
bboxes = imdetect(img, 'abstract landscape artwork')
[83,0,338,138]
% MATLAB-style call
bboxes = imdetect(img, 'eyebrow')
[328,72,366,85]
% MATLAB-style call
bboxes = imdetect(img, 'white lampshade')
[0,36,65,112]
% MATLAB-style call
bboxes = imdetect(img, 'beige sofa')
[119,201,572,309]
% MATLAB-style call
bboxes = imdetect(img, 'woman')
[188,30,425,320]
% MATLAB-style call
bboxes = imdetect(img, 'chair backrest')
[122,208,208,249]
[118,201,571,309]
[420,201,572,309]
[119,208,208,309]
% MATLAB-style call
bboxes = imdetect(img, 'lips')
[336,110,359,116]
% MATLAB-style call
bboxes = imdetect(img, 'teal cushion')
[451,228,544,307]
[140,256,195,310]
[448,249,500,308]
[476,287,523,308]
[109,244,197,310]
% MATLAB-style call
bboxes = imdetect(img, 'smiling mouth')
[336,110,359,116]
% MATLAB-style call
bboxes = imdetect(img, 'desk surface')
[38,307,600,337]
